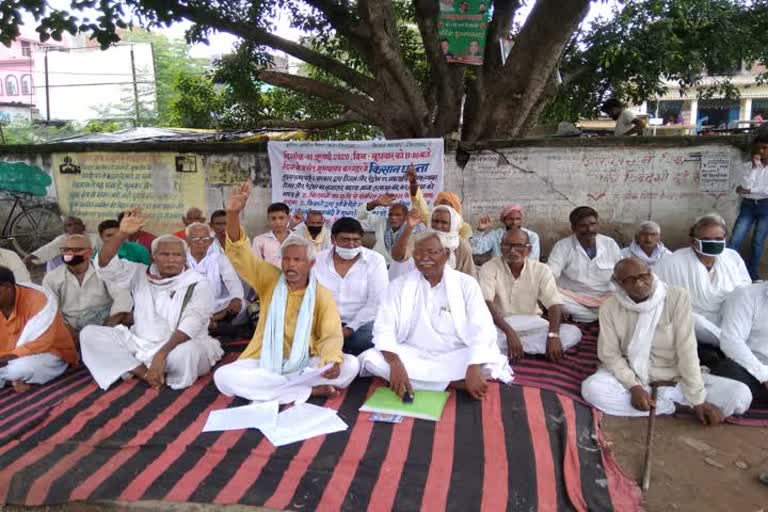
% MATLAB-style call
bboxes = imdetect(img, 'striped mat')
[0,349,643,511]
[513,323,768,426]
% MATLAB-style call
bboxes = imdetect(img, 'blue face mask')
[694,238,725,256]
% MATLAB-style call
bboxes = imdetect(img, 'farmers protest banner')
[268,139,444,220]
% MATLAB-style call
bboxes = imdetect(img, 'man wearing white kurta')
[654,214,751,347]
[547,206,621,323]
[619,220,671,267]
[711,283,768,408]
[356,194,424,265]
[313,217,388,356]
[359,230,512,400]
[214,183,359,404]
[582,258,751,421]
[80,211,223,390]
[185,223,246,335]
[480,228,582,362]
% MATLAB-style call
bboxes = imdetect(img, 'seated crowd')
[3,172,768,429]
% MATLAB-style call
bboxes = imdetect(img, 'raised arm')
[390,209,422,262]
[100,208,147,268]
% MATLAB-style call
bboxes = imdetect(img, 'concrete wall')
[0,136,750,257]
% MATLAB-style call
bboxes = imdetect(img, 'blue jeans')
[729,198,768,280]
[343,321,374,356]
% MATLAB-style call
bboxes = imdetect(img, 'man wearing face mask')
[80,209,223,390]
[547,206,622,323]
[582,258,751,422]
[292,210,332,253]
[42,235,133,344]
[25,216,101,272]
[313,217,388,355]
[655,214,751,348]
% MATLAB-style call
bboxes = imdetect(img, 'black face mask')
[307,226,323,237]
[63,255,86,266]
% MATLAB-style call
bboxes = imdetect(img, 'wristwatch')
[547,332,560,339]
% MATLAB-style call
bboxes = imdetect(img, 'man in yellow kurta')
[214,182,360,403]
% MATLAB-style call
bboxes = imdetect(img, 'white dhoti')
[359,344,513,391]
[561,296,599,323]
[494,315,582,355]
[214,354,360,403]
[693,313,722,346]
[581,368,752,418]
[0,353,68,387]
[80,325,224,390]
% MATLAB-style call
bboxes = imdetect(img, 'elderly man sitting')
[655,213,750,347]
[214,183,359,402]
[710,282,768,409]
[471,204,541,262]
[25,216,101,271]
[0,265,78,393]
[357,194,425,265]
[480,228,582,362]
[359,230,512,400]
[80,210,223,390]
[173,207,206,239]
[582,258,751,422]
[620,220,671,267]
[42,234,133,342]
[292,210,332,252]
[313,217,388,356]
[547,206,622,323]
[185,222,246,337]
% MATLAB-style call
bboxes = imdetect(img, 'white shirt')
[356,203,392,264]
[42,262,133,330]
[188,249,245,314]
[293,223,332,252]
[547,234,621,297]
[740,161,768,200]
[614,109,639,136]
[620,241,671,267]
[313,247,388,330]
[719,283,768,383]
[0,248,30,282]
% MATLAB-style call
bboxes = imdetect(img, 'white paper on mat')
[260,403,348,447]
[202,400,279,432]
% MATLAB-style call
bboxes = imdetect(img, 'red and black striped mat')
[0,345,644,511]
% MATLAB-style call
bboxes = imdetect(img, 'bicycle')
[0,192,61,257]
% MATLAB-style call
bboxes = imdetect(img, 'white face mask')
[335,246,362,260]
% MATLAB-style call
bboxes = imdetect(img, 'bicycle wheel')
[9,206,62,256]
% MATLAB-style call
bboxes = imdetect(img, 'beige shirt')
[597,286,705,405]
[42,262,133,330]
[0,248,30,282]
[479,256,562,316]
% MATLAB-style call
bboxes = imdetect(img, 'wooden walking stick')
[641,380,675,491]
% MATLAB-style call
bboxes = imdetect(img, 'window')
[20,75,32,95]
[5,76,18,96]
[21,41,31,57]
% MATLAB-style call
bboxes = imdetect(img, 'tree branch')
[255,113,367,130]
[256,69,379,122]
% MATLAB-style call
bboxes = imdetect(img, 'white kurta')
[619,241,671,267]
[655,247,751,345]
[547,234,621,322]
[80,257,223,390]
[719,283,768,383]
[187,245,245,314]
[359,266,512,390]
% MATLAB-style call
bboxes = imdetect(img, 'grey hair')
[690,212,728,238]
[413,229,450,250]
[151,234,188,255]
[185,222,213,237]
[638,220,661,234]
[281,234,316,261]
[64,234,92,248]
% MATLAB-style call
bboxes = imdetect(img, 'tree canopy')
[3,0,768,140]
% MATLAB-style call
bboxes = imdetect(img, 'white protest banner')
[268,139,444,220]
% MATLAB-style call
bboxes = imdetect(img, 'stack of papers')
[359,388,450,422]
[202,401,348,447]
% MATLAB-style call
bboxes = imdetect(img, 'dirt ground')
[603,415,768,512]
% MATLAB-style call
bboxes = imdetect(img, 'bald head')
[182,207,205,226]
[613,257,654,302]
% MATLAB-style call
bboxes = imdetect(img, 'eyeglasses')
[60,247,88,254]
[501,243,530,251]
[189,236,212,244]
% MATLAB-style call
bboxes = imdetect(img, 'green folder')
[359,387,450,422]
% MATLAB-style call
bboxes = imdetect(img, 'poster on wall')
[51,152,206,235]
[438,0,490,65]
[699,152,732,193]
[268,139,444,220]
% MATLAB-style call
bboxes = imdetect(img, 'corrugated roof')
[45,127,308,144]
